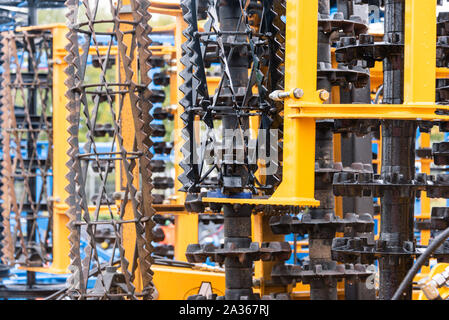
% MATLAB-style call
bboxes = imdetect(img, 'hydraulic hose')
[392,225,449,300]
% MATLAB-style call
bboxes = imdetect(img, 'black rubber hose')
[392,226,449,300]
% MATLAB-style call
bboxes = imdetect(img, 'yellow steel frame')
[369,30,449,251]
[364,3,445,288]
[152,265,225,299]
[31,24,70,274]
[418,133,432,247]
[287,0,439,119]
[369,73,449,246]
[206,0,446,207]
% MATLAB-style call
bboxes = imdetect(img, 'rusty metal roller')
[63,0,155,300]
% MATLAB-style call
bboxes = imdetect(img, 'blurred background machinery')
[0,0,67,299]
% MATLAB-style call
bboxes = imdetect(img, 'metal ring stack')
[331,0,449,300]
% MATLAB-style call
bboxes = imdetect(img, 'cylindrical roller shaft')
[308,0,337,300]
[379,0,415,300]
[223,204,254,300]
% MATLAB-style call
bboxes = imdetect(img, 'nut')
[292,88,304,99]
[319,89,330,101]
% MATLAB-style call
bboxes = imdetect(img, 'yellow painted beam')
[418,133,431,246]
[404,0,436,278]
[50,25,71,274]
[289,103,449,119]
[118,0,142,293]
[404,0,436,105]
[174,213,198,262]
[276,0,318,204]
[148,1,182,16]
[152,265,225,300]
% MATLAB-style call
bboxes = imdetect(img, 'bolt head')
[292,88,304,99]
[319,90,330,101]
